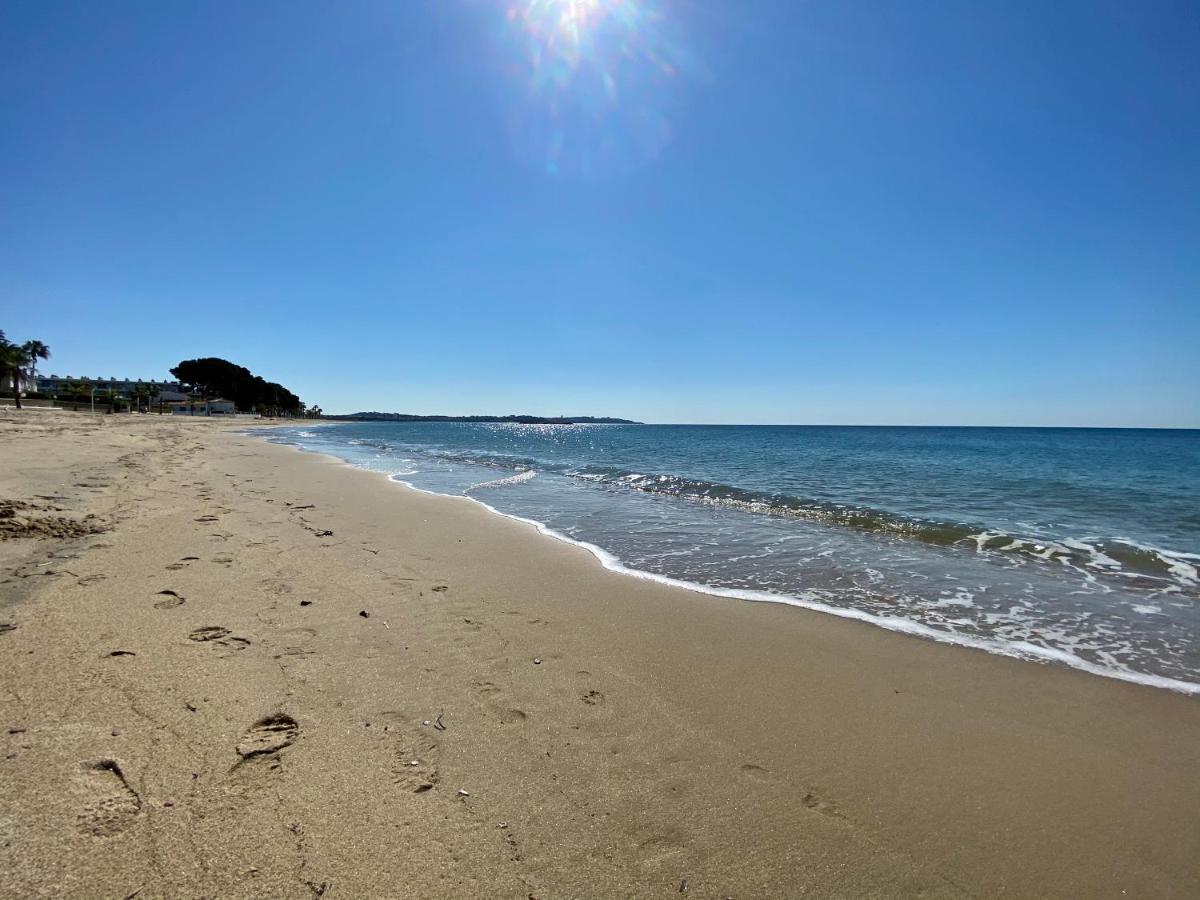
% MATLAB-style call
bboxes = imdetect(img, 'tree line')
[2,335,316,417]
[170,357,306,416]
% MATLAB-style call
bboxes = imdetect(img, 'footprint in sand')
[188,626,251,652]
[635,830,687,867]
[390,733,442,793]
[236,713,299,761]
[739,763,772,785]
[75,759,141,836]
[260,577,293,596]
[189,625,230,641]
[801,790,843,818]
[472,679,501,697]
[154,590,185,609]
[277,645,316,660]
[275,627,318,660]
[470,681,529,725]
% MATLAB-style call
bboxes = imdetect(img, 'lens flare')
[501,0,699,176]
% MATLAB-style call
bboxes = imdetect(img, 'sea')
[258,423,1200,694]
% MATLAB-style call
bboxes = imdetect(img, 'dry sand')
[2,409,1199,898]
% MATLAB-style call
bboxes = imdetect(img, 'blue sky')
[2,1,1197,425]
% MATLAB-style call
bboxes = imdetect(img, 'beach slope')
[2,410,1198,898]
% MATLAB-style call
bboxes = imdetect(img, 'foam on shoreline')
[251,429,1200,696]
[389,474,1200,696]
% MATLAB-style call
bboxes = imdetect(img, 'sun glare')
[514,0,618,65]
[500,0,696,175]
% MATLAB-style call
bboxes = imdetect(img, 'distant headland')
[327,412,641,425]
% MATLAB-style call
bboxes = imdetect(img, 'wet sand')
[2,409,1199,898]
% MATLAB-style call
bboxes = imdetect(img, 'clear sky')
[2,1,1197,425]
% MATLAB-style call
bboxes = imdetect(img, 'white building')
[36,375,186,400]
[170,398,237,416]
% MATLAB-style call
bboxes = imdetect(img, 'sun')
[510,0,646,67]
[548,0,609,57]
[541,0,605,46]
[501,0,696,175]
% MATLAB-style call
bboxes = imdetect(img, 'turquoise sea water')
[261,424,1200,693]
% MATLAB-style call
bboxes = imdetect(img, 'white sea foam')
[929,589,976,609]
[1062,538,1122,570]
[386,474,1200,697]
[252,434,1200,698]
[968,531,1006,551]
[1116,539,1200,585]
[466,470,538,491]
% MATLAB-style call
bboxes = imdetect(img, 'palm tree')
[21,340,49,384]
[0,341,29,409]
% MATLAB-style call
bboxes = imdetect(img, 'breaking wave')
[414,450,1199,596]
[466,470,538,491]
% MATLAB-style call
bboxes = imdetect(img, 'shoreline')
[267,428,1200,696]
[3,410,1199,897]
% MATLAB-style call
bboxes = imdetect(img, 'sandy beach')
[2,409,1198,899]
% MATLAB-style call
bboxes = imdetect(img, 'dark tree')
[21,340,50,381]
[0,330,49,410]
[170,357,304,415]
[0,342,28,409]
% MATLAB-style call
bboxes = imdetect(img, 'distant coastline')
[325,412,641,425]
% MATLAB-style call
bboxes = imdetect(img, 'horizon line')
[320,417,1199,431]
